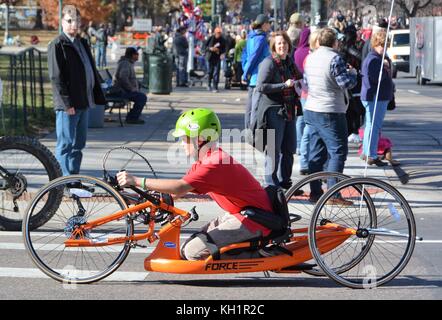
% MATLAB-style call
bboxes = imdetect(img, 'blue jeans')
[264,107,297,187]
[119,90,147,121]
[297,98,310,170]
[303,110,348,197]
[95,45,106,68]
[56,109,89,176]
[176,55,188,86]
[362,100,389,159]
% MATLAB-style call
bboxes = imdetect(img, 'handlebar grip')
[128,185,160,206]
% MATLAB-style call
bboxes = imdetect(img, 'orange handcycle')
[22,169,422,289]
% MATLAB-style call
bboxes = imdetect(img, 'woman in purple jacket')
[360,30,394,166]
[294,27,311,175]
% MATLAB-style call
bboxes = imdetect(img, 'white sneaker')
[348,133,361,143]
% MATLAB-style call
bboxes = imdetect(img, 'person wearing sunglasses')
[48,5,105,176]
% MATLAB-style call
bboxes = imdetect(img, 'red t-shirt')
[182,148,272,236]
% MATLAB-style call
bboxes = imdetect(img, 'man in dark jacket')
[113,47,148,124]
[173,26,189,87]
[205,27,226,92]
[48,5,105,176]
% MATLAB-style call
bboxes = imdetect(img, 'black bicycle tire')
[23,175,133,284]
[0,136,62,231]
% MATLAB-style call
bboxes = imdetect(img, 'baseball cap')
[254,14,269,25]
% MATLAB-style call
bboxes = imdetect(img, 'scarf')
[272,55,301,121]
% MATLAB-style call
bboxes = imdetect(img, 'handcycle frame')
[64,185,357,275]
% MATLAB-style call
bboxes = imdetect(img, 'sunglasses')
[64,18,80,24]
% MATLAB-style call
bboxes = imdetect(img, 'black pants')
[346,97,365,135]
[208,59,221,89]
[234,61,243,83]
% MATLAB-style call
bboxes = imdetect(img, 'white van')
[387,29,410,78]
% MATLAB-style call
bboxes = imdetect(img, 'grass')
[1,81,54,137]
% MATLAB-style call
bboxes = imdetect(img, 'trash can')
[148,54,172,94]
[88,105,105,128]
[142,51,150,89]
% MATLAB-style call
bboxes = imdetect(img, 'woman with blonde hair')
[360,30,394,166]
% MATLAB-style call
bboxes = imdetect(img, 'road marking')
[0,267,149,282]
[408,90,420,95]
[0,231,191,239]
[0,242,156,253]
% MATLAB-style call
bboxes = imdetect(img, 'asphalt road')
[0,73,441,301]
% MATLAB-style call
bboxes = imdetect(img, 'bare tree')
[395,0,433,17]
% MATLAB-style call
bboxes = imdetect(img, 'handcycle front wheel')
[308,177,417,289]
[23,175,133,284]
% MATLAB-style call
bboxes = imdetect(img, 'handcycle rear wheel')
[23,175,133,284]
[285,172,351,276]
[308,177,417,289]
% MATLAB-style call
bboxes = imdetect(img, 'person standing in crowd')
[223,30,236,74]
[205,27,226,93]
[287,13,304,52]
[255,31,302,189]
[361,20,388,62]
[48,5,105,176]
[334,13,347,33]
[95,23,107,68]
[87,21,97,57]
[360,30,394,166]
[107,22,115,37]
[173,26,189,87]
[242,14,271,129]
[341,25,364,144]
[154,26,167,53]
[294,27,312,175]
[233,29,247,85]
[303,28,357,204]
[113,47,148,124]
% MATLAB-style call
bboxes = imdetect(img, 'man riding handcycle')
[23,108,420,288]
[116,108,293,260]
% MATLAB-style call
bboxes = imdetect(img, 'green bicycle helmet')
[172,108,221,142]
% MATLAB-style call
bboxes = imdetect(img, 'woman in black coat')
[253,31,302,189]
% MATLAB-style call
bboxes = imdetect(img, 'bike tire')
[23,175,133,284]
[0,136,62,231]
[309,177,417,289]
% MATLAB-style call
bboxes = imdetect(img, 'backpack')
[241,185,290,232]
[264,185,290,230]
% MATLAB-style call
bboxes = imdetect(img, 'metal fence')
[0,47,49,134]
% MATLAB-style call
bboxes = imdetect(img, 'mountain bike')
[0,136,62,231]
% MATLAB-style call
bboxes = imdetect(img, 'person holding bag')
[254,31,302,189]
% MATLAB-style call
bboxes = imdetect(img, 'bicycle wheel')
[0,136,62,231]
[23,175,133,284]
[285,172,350,276]
[309,177,417,289]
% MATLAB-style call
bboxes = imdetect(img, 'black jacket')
[205,35,226,62]
[48,33,106,111]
